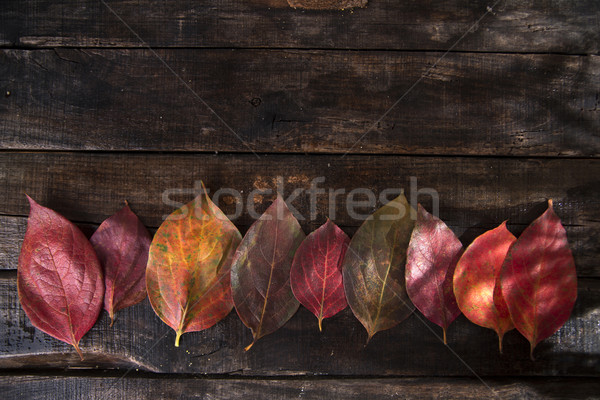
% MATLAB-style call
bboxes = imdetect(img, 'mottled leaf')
[90,202,151,326]
[453,222,516,352]
[17,196,104,359]
[342,194,415,341]
[405,204,462,344]
[231,195,305,350]
[499,200,577,359]
[290,219,349,331]
[146,185,242,346]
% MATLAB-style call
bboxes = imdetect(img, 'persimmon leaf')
[90,203,151,326]
[453,222,516,353]
[17,196,104,360]
[342,194,415,341]
[290,219,349,331]
[231,195,305,350]
[499,200,577,359]
[405,204,462,344]
[146,185,242,347]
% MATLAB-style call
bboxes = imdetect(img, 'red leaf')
[290,219,349,331]
[146,186,242,346]
[231,195,305,350]
[17,196,104,360]
[453,222,516,352]
[90,203,151,326]
[499,200,577,359]
[405,204,462,343]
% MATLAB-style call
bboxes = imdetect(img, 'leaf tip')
[548,198,553,209]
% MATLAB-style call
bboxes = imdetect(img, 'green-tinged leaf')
[231,195,305,350]
[146,184,242,347]
[342,194,415,341]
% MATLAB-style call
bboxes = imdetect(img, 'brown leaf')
[231,195,305,350]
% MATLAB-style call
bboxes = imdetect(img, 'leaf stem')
[498,333,504,354]
[442,327,447,345]
[175,330,183,347]
[73,342,84,361]
[318,317,323,332]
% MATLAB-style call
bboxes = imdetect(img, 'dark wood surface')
[1,0,598,398]
[1,49,598,156]
[1,376,599,399]
[1,0,598,53]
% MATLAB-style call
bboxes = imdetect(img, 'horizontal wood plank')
[0,152,598,276]
[0,276,598,376]
[0,0,598,53]
[1,376,599,399]
[1,50,598,156]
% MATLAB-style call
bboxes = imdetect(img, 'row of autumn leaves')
[17,189,577,361]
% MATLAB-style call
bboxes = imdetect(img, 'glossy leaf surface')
[146,188,242,346]
[453,222,516,352]
[499,200,577,358]
[342,194,415,341]
[405,205,462,343]
[90,203,151,326]
[290,219,349,331]
[17,196,104,359]
[231,196,305,350]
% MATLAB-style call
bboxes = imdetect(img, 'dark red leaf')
[453,222,516,352]
[290,219,349,331]
[499,200,577,359]
[405,204,462,343]
[17,196,104,359]
[231,195,305,350]
[90,202,151,326]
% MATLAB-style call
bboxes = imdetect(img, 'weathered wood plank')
[1,50,598,156]
[0,0,598,53]
[1,376,599,399]
[0,152,598,276]
[0,276,598,375]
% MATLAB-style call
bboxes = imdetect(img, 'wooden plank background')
[1,0,598,398]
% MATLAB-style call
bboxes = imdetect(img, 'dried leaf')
[290,219,349,331]
[231,195,305,350]
[146,186,242,346]
[499,200,577,359]
[17,196,104,359]
[453,222,516,352]
[405,204,462,344]
[342,194,415,341]
[90,203,151,326]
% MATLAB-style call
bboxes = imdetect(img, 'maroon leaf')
[231,195,305,350]
[17,196,104,359]
[499,200,577,359]
[290,219,349,331]
[90,202,151,326]
[405,204,462,343]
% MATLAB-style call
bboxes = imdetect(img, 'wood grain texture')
[0,152,598,276]
[1,49,598,156]
[0,0,598,53]
[0,275,598,375]
[1,376,599,399]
